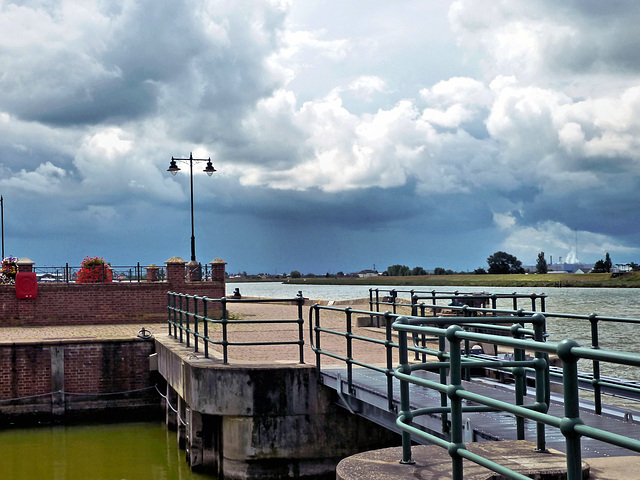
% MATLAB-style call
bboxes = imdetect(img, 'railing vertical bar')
[221,297,228,364]
[203,298,209,358]
[558,339,583,480]
[385,312,395,412]
[179,295,184,344]
[439,334,449,434]
[513,326,526,440]
[193,296,199,353]
[448,326,464,480]
[397,317,414,465]
[590,313,602,415]
[346,308,353,392]
[168,292,172,336]
[533,314,548,452]
[185,296,190,348]
[297,292,305,364]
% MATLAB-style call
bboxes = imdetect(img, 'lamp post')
[1,195,4,259]
[167,153,216,263]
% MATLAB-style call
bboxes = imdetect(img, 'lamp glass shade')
[204,159,216,176]
[167,159,180,175]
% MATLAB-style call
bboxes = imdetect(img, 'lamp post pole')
[1,195,4,259]
[168,153,216,263]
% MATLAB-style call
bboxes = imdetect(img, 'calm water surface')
[0,422,212,480]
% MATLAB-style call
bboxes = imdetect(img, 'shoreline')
[232,271,640,288]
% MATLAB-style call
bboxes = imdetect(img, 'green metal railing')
[167,291,306,364]
[309,303,640,480]
[394,318,640,479]
[369,288,547,316]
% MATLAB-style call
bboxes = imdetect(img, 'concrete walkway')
[336,440,640,480]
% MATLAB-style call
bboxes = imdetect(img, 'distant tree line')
[228,250,640,279]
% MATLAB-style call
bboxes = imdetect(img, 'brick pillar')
[165,257,186,290]
[186,260,201,282]
[210,258,227,282]
[17,257,35,273]
[146,264,159,282]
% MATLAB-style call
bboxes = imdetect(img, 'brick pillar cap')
[17,257,35,266]
[147,264,159,268]
[165,257,186,265]
[210,258,227,265]
[186,260,199,265]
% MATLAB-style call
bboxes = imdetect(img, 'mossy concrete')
[155,335,400,479]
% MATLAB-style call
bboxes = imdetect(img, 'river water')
[227,282,640,376]
[0,421,209,480]
[2,283,638,479]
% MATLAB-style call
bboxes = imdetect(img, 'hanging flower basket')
[77,256,113,283]
[0,256,18,284]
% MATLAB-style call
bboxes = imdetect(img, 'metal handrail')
[31,262,219,283]
[167,291,306,364]
[309,303,640,480]
[369,288,547,315]
[394,318,640,479]
[32,263,153,283]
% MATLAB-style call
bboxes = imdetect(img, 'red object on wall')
[15,272,38,299]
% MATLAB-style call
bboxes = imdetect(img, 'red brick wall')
[0,344,51,400]
[0,276,225,326]
[0,340,158,419]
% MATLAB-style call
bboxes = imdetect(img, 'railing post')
[589,313,602,414]
[532,313,548,452]
[557,339,583,480]
[530,293,537,312]
[438,334,449,434]
[297,291,305,364]
[511,324,526,440]
[193,296,198,353]
[390,289,397,315]
[203,298,209,358]
[313,305,321,372]
[446,325,464,480]
[185,296,190,348]
[221,297,228,364]
[179,295,184,343]
[345,307,354,393]
[168,292,172,335]
[396,317,414,465]
[431,290,437,316]
[369,288,373,312]
[384,311,395,412]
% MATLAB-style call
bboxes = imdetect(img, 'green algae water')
[0,421,215,480]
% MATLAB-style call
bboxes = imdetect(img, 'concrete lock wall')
[0,339,159,424]
[155,337,400,480]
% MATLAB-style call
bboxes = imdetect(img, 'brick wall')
[0,258,225,326]
[0,339,160,422]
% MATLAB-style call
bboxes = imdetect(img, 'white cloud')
[0,162,67,194]
[495,214,640,264]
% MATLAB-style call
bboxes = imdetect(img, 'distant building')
[357,269,378,278]
[548,263,594,274]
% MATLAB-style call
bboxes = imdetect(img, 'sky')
[1,0,640,275]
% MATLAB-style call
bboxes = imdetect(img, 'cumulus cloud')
[495,214,640,264]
